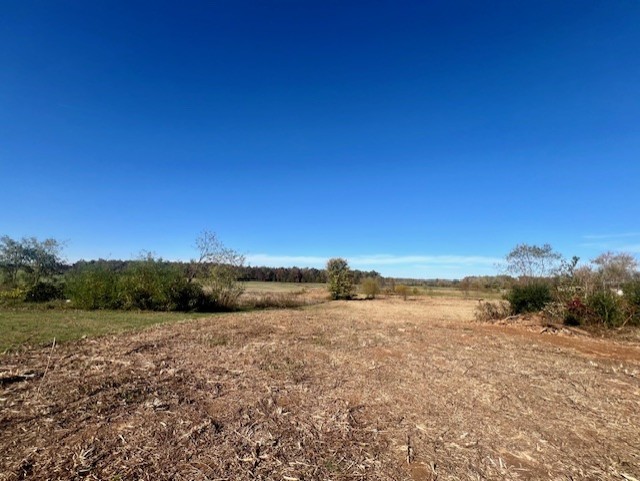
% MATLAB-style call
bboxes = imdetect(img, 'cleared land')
[1,296,639,480]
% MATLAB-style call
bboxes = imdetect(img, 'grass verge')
[0,308,212,353]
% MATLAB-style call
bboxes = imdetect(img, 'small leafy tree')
[394,284,410,300]
[23,237,65,286]
[326,258,355,300]
[0,236,26,286]
[361,277,381,299]
[0,235,64,288]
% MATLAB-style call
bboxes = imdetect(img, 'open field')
[242,281,503,300]
[239,282,329,309]
[412,286,503,300]
[242,281,328,293]
[2,296,640,480]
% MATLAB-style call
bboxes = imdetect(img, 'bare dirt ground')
[1,297,639,480]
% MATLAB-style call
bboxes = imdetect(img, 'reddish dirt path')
[477,323,640,364]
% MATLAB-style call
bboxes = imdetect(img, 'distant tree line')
[459,275,516,292]
[237,265,382,284]
[67,261,381,285]
[237,266,327,283]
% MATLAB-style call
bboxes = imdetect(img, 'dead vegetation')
[1,296,640,480]
[238,284,328,310]
[474,299,512,322]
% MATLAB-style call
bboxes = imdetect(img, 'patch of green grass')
[0,308,212,353]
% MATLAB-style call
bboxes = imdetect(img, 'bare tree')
[591,251,638,289]
[189,231,245,309]
[504,243,563,282]
[572,265,598,296]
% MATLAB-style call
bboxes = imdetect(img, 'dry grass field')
[1,295,640,480]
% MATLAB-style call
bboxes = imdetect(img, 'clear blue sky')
[1,1,639,278]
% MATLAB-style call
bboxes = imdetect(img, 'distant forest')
[69,260,513,289]
[69,260,378,284]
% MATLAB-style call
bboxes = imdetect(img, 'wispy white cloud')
[347,254,501,267]
[620,244,640,254]
[583,232,640,240]
[580,233,640,255]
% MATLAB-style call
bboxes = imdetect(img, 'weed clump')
[474,300,512,321]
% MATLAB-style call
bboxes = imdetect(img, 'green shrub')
[586,291,623,327]
[25,281,65,303]
[119,260,171,310]
[167,279,208,311]
[623,281,640,326]
[361,277,381,299]
[66,260,211,312]
[506,282,552,314]
[66,264,122,309]
[118,259,208,311]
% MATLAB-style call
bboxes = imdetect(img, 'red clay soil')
[478,323,640,364]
